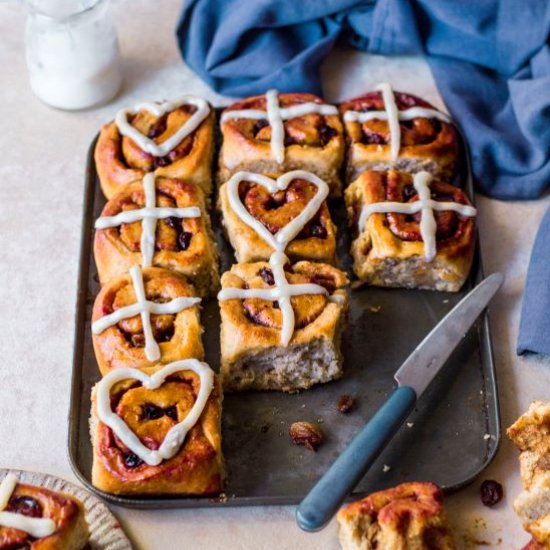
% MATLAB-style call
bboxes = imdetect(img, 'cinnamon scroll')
[219,90,345,196]
[95,96,215,199]
[345,170,476,292]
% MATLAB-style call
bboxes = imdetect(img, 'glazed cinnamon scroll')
[219,91,345,196]
[340,86,459,181]
[345,170,476,292]
[0,475,89,549]
[218,172,337,265]
[94,176,219,296]
[91,267,204,375]
[218,259,348,392]
[95,98,215,199]
[91,364,224,496]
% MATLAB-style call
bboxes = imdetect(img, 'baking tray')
[68,133,500,509]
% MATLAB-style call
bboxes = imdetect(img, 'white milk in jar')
[25,0,123,110]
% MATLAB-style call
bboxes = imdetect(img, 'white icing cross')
[96,360,214,466]
[0,474,56,538]
[91,265,201,361]
[218,251,330,346]
[358,171,477,262]
[95,173,201,267]
[221,89,338,163]
[115,95,210,157]
[343,82,452,162]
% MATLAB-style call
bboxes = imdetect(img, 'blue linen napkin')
[176,0,550,354]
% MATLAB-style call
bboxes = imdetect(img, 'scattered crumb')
[301,404,306,408]
[483,434,491,440]
[443,299,449,304]
[406,422,414,428]
[351,280,366,290]
[317,417,324,424]
[369,305,382,313]
[383,465,391,473]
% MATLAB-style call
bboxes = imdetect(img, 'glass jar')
[25,0,123,110]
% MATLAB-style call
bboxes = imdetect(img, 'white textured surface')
[0,1,549,549]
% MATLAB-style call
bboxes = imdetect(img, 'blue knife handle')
[295,385,417,532]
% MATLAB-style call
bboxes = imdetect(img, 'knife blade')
[295,272,504,532]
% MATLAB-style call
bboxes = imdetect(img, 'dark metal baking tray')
[68,133,500,509]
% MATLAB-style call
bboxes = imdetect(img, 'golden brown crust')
[218,176,337,265]
[219,260,348,391]
[0,483,89,550]
[94,177,219,296]
[344,170,475,292]
[337,482,455,550]
[91,267,204,374]
[95,105,215,200]
[91,367,224,496]
[339,90,459,181]
[219,92,344,196]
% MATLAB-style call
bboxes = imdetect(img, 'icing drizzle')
[343,82,452,162]
[218,251,328,346]
[115,96,210,157]
[358,171,477,261]
[225,170,329,253]
[0,474,56,538]
[96,360,214,467]
[221,89,338,163]
[91,265,201,361]
[95,173,201,267]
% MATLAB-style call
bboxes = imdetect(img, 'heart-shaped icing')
[226,170,329,252]
[115,96,210,157]
[96,359,214,466]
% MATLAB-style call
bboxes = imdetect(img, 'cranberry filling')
[148,117,168,139]
[7,496,43,519]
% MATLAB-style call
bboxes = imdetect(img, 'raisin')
[166,216,180,229]
[165,406,178,421]
[480,480,503,507]
[309,223,327,239]
[319,125,337,146]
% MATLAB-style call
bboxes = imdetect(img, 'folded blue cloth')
[176,0,550,354]
[518,205,550,356]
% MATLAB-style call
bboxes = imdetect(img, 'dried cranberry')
[142,403,164,420]
[309,223,327,239]
[148,119,167,139]
[258,268,275,285]
[319,125,337,146]
[166,216,180,229]
[7,496,42,518]
[178,231,193,251]
[337,395,355,414]
[480,480,503,507]
[124,453,143,469]
[165,406,178,421]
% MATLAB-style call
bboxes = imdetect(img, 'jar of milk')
[25,0,123,110]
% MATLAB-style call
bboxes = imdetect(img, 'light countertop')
[1,1,549,548]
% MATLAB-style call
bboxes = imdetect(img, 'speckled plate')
[0,469,132,549]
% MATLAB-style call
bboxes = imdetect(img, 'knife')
[295,272,504,532]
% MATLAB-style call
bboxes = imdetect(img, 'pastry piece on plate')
[90,359,224,495]
[94,173,219,296]
[0,473,89,549]
[345,170,476,292]
[340,82,459,181]
[91,265,203,375]
[218,253,348,392]
[218,170,337,265]
[508,401,550,548]
[219,90,344,196]
[337,481,455,550]
[95,95,215,199]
